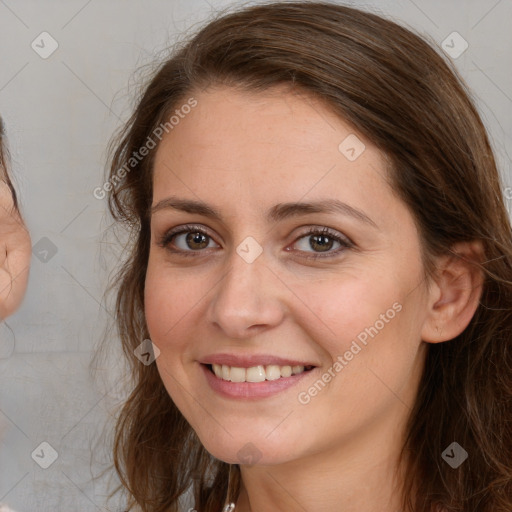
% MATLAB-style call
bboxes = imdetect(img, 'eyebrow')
[150,196,378,228]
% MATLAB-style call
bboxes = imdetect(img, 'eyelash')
[157,224,353,260]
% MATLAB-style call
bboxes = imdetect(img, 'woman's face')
[145,85,432,466]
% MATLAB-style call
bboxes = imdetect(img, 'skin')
[0,180,30,320]
[0,162,31,512]
[145,85,483,512]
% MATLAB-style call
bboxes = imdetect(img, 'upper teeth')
[212,364,306,382]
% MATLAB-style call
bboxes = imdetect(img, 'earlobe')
[421,241,484,344]
[0,181,31,320]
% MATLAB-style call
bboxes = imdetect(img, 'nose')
[206,246,286,339]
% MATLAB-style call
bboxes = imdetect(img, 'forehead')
[151,85,398,225]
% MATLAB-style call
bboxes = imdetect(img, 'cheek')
[144,262,184,346]
[144,262,201,412]
[291,274,426,428]
[144,259,212,354]
[292,271,408,359]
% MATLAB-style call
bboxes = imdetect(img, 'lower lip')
[201,363,315,399]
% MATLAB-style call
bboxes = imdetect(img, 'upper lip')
[199,353,317,368]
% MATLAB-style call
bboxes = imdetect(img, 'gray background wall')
[0,0,511,510]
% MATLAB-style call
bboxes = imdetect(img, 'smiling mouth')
[205,363,316,383]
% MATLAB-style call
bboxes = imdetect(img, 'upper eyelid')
[160,224,218,242]
[160,223,347,240]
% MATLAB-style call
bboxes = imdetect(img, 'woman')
[0,117,31,323]
[104,2,512,511]
[0,118,32,511]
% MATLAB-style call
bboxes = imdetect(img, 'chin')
[196,430,296,466]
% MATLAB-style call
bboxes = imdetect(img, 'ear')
[421,241,484,343]
[0,181,31,320]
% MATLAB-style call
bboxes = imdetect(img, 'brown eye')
[159,225,219,255]
[184,231,209,250]
[292,227,352,259]
[308,233,335,252]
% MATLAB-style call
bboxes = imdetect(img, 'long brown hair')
[104,2,512,511]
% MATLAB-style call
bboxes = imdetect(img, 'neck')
[233,400,410,512]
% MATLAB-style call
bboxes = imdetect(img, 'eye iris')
[310,233,333,252]
[186,232,209,250]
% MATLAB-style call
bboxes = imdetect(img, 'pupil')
[312,234,332,252]
[187,232,208,250]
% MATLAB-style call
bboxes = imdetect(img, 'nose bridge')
[207,242,284,337]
